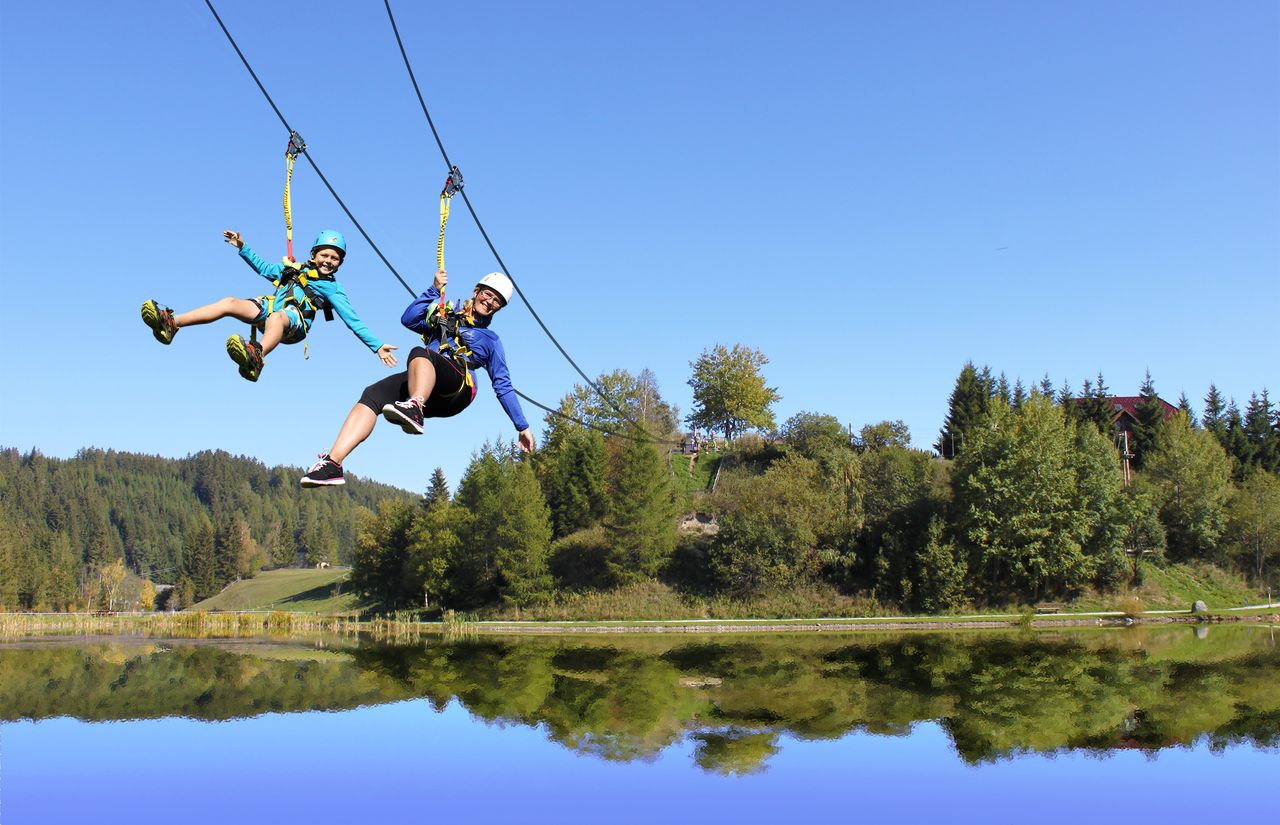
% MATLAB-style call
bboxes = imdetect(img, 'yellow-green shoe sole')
[226,335,261,383]
[141,300,176,345]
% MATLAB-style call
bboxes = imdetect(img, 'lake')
[2,625,1276,824]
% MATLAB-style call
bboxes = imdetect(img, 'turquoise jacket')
[238,245,384,353]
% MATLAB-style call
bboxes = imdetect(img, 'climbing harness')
[283,131,305,263]
[423,300,478,399]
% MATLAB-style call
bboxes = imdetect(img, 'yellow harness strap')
[436,166,464,309]
[284,131,305,262]
[437,190,451,272]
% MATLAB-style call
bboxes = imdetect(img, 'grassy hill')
[191,568,365,614]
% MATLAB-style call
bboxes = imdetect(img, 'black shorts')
[357,347,475,419]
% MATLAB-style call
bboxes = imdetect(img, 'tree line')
[0,448,410,611]
[356,351,1280,613]
[2,345,1277,615]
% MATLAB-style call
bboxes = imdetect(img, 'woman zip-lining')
[300,267,533,487]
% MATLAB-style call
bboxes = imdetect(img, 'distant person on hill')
[140,230,398,382]
[300,267,534,487]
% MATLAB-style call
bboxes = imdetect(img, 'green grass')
[1135,561,1265,610]
[670,449,721,505]
[1066,560,1268,613]
[191,568,366,613]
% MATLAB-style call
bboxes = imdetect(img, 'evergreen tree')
[1202,384,1227,442]
[604,437,678,585]
[541,426,608,539]
[1057,380,1078,422]
[492,458,554,607]
[424,468,451,511]
[1176,391,1196,427]
[913,517,967,613]
[351,500,417,608]
[995,373,1011,405]
[298,513,336,568]
[1131,370,1167,471]
[937,362,989,459]
[1083,372,1114,434]
[183,515,217,601]
[1243,390,1278,475]
[1039,374,1055,397]
[451,445,506,607]
[1011,379,1027,410]
[1223,400,1251,478]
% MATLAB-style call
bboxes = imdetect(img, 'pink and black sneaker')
[301,454,345,487]
[382,399,425,435]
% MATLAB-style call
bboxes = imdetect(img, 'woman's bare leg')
[328,405,377,464]
[405,353,437,404]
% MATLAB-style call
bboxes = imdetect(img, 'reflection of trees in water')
[2,627,1277,773]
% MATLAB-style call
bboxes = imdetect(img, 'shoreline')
[2,609,1277,639]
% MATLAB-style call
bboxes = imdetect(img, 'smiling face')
[472,286,505,318]
[311,246,344,276]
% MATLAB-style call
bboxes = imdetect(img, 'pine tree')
[1057,380,1078,422]
[604,437,678,585]
[1202,384,1226,440]
[1243,390,1278,475]
[424,468,450,511]
[1223,400,1251,478]
[1083,372,1114,434]
[1011,378,1027,409]
[1177,391,1197,427]
[1131,370,1167,471]
[492,458,554,607]
[937,362,989,459]
[1039,374,1055,397]
[542,426,608,538]
[183,516,217,601]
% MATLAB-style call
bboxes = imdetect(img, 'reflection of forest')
[3,627,1277,772]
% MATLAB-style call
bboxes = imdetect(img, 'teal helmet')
[311,230,347,259]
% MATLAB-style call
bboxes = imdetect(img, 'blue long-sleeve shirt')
[238,245,384,353]
[401,287,529,432]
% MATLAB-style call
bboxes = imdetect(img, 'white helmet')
[476,272,513,306]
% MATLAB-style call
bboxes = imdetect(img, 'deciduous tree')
[686,344,778,442]
[1140,413,1233,562]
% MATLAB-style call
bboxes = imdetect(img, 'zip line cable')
[381,0,671,445]
[203,0,671,444]
[203,0,416,298]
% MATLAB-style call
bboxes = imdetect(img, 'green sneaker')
[226,334,265,382]
[141,300,179,345]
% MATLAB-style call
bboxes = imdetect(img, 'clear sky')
[1,1,1276,494]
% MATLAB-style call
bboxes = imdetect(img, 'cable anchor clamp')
[442,165,464,197]
[286,130,306,159]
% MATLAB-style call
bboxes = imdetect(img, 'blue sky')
[1,0,1276,494]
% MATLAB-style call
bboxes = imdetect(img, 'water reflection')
[2,626,1276,772]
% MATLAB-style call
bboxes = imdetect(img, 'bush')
[1116,596,1146,617]
[549,526,611,591]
